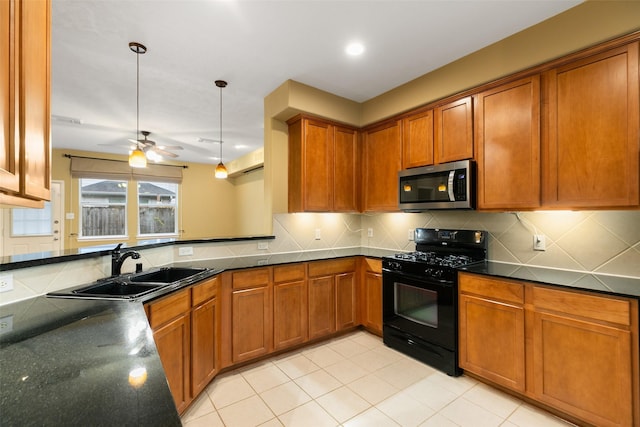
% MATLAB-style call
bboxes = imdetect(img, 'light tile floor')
[181,331,575,427]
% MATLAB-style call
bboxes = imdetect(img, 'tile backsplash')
[2,210,639,305]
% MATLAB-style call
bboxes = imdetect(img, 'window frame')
[78,178,129,241]
[136,181,179,239]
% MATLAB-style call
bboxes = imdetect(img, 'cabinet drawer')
[273,264,305,283]
[192,276,219,306]
[459,273,524,305]
[364,258,382,273]
[232,268,270,290]
[533,286,631,326]
[308,258,357,277]
[148,288,191,329]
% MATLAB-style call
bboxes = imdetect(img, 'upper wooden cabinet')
[362,119,402,212]
[0,0,51,207]
[475,76,541,210]
[434,96,473,164]
[402,109,434,168]
[288,115,359,212]
[542,41,639,208]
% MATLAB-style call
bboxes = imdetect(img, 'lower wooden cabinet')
[231,268,272,363]
[459,274,525,392]
[191,297,217,396]
[308,258,357,340]
[361,258,382,335]
[273,264,307,351]
[152,310,191,413]
[459,272,639,427]
[531,286,636,427]
[146,276,219,414]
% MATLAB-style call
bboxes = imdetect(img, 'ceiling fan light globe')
[129,147,147,168]
[215,162,228,179]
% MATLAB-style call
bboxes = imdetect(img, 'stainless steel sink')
[129,267,209,284]
[47,267,216,301]
[74,281,164,297]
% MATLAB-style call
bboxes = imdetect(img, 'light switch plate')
[533,234,546,251]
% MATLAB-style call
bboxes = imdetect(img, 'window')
[11,202,53,236]
[80,179,127,238]
[137,181,178,236]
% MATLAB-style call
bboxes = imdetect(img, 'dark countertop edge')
[0,235,275,272]
[460,261,640,300]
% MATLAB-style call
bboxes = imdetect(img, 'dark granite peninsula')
[0,296,180,426]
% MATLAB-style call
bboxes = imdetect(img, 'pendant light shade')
[129,147,147,168]
[214,80,228,179]
[129,42,147,168]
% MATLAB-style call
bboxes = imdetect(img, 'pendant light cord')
[219,83,223,160]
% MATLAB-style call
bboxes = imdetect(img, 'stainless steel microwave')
[398,160,475,211]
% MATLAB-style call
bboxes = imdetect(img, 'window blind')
[69,156,183,183]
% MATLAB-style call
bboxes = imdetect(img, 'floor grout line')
[182,331,574,427]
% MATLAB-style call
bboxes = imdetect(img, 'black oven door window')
[395,283,438,328]
[383,272,457,351]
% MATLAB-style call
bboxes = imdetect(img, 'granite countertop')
[0,248,394,425]
[460,261,640,299]
[0,297,181,427]
[171,247,398,271]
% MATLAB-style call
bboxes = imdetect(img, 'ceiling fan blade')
[157,145,184,150]
[153,148,179,158]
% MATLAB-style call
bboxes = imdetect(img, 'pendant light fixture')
[214,80,228,179]
[129,42,147,168]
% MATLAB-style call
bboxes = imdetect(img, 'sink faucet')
[111,243,141,276]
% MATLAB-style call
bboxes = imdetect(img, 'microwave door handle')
[447,171,455,201]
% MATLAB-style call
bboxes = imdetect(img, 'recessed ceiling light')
[345,42,365,56]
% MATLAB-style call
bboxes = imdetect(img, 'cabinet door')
[0,0,18,194]
[308,276,335,340]
[273,279,308,350]
[232,286,271,363]
[362,120,402,211]
[153,313,191,413]
[543,42,639,208]
[362,270,382,335]
[20,0,50,201]
[402,109,434,168]
[476,76,541,209]
[532,311,633,426]
[288,117,332,212]
[191,298,217,397]
[434,96,473,164]
[335,272,356,331]
[459,294,525,392]
[333,125,359,212]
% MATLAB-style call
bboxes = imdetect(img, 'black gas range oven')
[382,228,487,376]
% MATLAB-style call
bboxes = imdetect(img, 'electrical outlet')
[315,229,321,240]
[367,228,374,238]
[408,229,415,241]
[178,246,194,256]
[0,274,13,293]
[257,242,268,250]
[533,234,546,251]
[0,315,13,335]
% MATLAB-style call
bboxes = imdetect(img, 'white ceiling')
[51,0,582,165]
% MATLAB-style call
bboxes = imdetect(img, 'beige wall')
[52,149,241,249]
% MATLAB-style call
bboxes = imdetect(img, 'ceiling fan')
[128,130,183,159]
